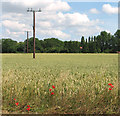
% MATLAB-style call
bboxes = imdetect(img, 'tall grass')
[2,53,119,114]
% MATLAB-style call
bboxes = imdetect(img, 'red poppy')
[111,85,114,88]
[109,88,112,90]
[52,85,55,89]
[108,83,112,86]
[27,107,30,111]
[51,92,54,95]
[27,105,30,107]
[15,102,19,106]
[13,98,16,100]
[49,89,52,91]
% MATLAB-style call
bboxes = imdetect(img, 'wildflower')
[52,85,55,89]
[49,89,52,91]
[108,83,112,86]
[111,85,114,88]
[51,92,54,95]
[27,107,30,111]
[13,98,16,100]
[80,47,82,49]
[109,88,112,90]
[27,105,30,107]
[15,102,19,106]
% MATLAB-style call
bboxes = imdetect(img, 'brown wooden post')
[33,11,35,58]
[27,31,28,53]
[27,8,41,58]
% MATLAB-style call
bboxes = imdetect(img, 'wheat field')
[2,53,119,114]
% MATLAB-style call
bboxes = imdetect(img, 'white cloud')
[54,12,91,29]
[2,0,104,41]
[44,1,70,12]
[105,30,111,33]
[38,29,70,39]
[2,29,25,42]
[63,12,90,25]
[102,4,118,14]
[2,11,102,40]
[38,21,52,29]
[2,20,28,32]
[3,0,70,12]
[3,0,55,7]
[73,26,102,37]
[2,13,25,21]
[56,12,101,27]
[90,8,99,14]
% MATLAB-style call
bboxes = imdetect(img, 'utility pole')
[27,8,41,58]
[25,31,30,53]
[27,31,29,53]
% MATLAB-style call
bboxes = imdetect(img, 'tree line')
[1,30,120,53]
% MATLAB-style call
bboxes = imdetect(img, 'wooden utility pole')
[27,31,29,53]
[25,31,30,53]
[27,8,41,58]
[33,11,35,58]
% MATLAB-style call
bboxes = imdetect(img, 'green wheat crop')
[2,53,119,114]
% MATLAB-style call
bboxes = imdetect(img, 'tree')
[96,35,101,53]
[114,29,120,52]
[43,38,64,53]
[81,36,85,53]
[90,36,96,53]
[2,39,17,53]
[17,42,24,53]
[1,30,119,53]
[100,31,109,52]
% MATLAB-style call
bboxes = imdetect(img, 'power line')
[27,8,41,58]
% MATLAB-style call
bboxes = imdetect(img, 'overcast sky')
[1,0,119,42]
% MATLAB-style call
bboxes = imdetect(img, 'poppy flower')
[109,88,112,90]
[52,85,55,89]
[13,98,16,100]
[27,107,30,111]
[15,102,19,106]
[51,92,54,95]
[27,105,30,107]
[108,83,112,86]
[111,85,114,88]
[49,89,52,91]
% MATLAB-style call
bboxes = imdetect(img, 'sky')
[1,0,119,42]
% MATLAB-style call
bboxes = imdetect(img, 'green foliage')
[43,38,64,53]
[1,30,120,53]
[64,41,80,53]
[114,30,120,51]
[17,42,24,53]
[2,39,17,53]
